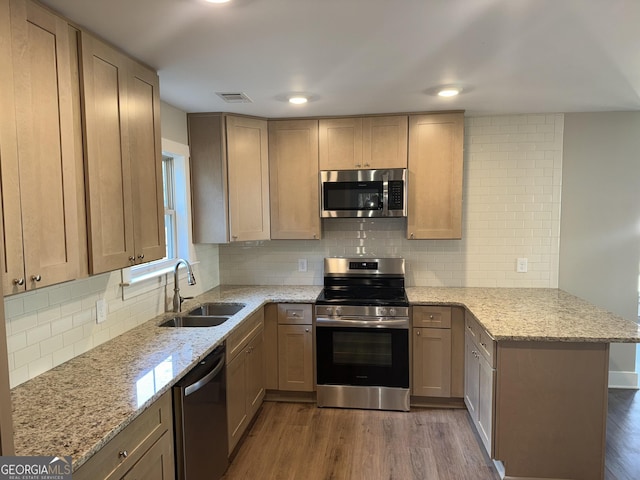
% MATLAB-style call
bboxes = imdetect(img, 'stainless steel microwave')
[320,168,407,218]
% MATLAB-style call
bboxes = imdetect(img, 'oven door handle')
[316,317,409,329]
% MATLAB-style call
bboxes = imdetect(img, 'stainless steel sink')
[160,316,230,328]
[187,303,244,317]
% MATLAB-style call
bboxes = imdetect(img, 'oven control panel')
[315,305,409,319]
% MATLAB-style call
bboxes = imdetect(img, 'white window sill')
[120,259,200,301]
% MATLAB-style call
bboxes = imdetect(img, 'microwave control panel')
[388,181,404,210]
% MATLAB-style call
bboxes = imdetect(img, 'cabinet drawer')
[74,390,172,480]
[227,308,264,361]
[465,311,496,367]
[413,306,451,328]
[277,303,312,325]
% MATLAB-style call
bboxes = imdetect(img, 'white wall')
[220,114,564,288]
[3,102,221,388]
[560,112,640,388]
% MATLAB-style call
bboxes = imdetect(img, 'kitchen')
[1,1,640,480]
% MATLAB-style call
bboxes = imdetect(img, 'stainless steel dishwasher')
[174,343,228,480]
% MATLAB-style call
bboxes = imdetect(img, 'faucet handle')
[181,296,194,301]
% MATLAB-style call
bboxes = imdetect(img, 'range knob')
[389,308,396,316]
[379,307,388,316]
[335,307,342,316]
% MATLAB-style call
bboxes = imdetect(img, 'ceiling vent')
[216,92,253,103]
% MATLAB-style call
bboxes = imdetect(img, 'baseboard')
[608,370,639,389]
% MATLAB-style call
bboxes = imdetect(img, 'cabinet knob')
[480,342,487,348]
[31,275,41,282]
[429,314,434,320]
[355,164,361,168]
[364,163,370,167]
[137,254,145,260]
[313,233,317,239]
[305,328,310,333]
[416,330,421,336]
[410,233,414,239]
[129,256,136,262]
[13,278,24,286]
[119,450,128,459]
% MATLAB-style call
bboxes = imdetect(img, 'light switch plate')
[298,259,308,272]
[516,258,528,273]
[96,299,108,323]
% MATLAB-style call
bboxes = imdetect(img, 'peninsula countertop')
[10,285,640,471]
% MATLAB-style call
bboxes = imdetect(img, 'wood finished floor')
[223,389,640,480]
[222,402,500,480]
[605,389,640,480]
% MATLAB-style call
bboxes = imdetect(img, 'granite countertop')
[407,287,640,342]
[10,285,321,471]
[10,285,640,472]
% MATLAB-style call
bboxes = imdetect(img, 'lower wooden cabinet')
[464,311,496,456]
[74,391,174,480]
[413,327,452,397]
[226,309,265,455]
[264,303,315,393]
[411,306,466,400]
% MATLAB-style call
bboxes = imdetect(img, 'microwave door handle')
[382,171,389,217]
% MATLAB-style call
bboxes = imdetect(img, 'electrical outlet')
[96,299,108,323]
[516,258,528,273]
[298,259,308,272]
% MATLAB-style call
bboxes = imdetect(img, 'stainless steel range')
[315,257,410,412]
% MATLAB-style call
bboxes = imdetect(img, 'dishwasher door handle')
[184,354,225,397]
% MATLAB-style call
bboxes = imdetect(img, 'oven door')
[316,324,409,388]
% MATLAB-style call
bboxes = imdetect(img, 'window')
[163,155,177,261]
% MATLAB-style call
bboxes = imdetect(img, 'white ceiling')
[40,0,640,118]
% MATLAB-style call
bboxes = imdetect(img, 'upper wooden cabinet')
[407,113,464,239]
[1,0,84,294]
[188,113,270,243]
[319,116,408,170]
[81,32,165,273]
[268,119,320,240]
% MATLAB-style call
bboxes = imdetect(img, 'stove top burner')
[316,257,408,307]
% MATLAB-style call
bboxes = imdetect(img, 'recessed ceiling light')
[288,96,308,105]
[437,87,462,97]
[205,0,231,3]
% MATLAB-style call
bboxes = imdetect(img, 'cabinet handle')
[13,278,24,286]
[232,235,238,241]
[119,450,128,459]
[138,254,145,260]
[480,342,487,348]
[31,275,41,282]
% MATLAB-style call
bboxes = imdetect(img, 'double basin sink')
[160,303,244,328]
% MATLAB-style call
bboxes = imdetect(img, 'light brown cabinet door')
[122,432,175,480]
[81,33,165,272]
[269,119,320,240]
[464,331,480,419]
[226,350,248,454]
[81,32,135,273]
[128,60,165,264]
[0,15,14,441]
[0,0,22,295]
[408,113,464,239]
[278,324,314,392]
[477,354,495,454]
[226,116,270,242]
[362,116,408,169]
[246,329,265,419]
[4,0,81,293]
[319,117,363,170]
[412,327,452,397]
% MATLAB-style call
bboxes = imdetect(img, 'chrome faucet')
[172,259,196,312]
